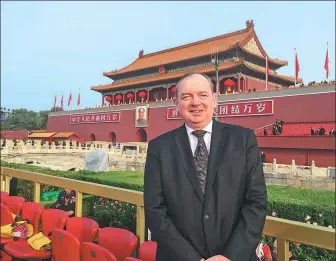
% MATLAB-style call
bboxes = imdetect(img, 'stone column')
[272,158,277,172]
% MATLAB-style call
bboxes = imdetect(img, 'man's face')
[139,108,145,120]
[176,74,215,130]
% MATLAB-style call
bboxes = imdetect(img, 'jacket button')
[204,215,209,220]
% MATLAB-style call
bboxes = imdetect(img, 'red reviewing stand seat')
[4,209,69,260]
[3,196,25,216]
[21,202,45,234]
[0,203,13,226]
[124,241,158,261]
[66,217,99,242]
[0,191,9,203]
[1,202,44,246]
[98,227,138,261]
[81,242,118,261]
[139,241,157,261]
[51,228,80,261]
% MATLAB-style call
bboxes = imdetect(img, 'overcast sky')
[1,1,335,111]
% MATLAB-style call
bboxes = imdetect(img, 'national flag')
[265,55,269,90]
[295,50,300,83]
[68,92,72,107]
[77,92,80,106]
[324,46,329,79]
[60,94,64,109]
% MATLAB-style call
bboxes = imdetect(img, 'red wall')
[219,92,335,129]
[258,136,336,167]
[261,148,335,167]
[0,130,28,140]
[48,92,335,142]
[47,91,335,166]
[48,108,185,143]
[245,77,279,92]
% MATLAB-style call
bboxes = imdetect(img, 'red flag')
[295,51,300,83]
[53,94,57,111]
[77,92,80,106]
[68,92,72,107]
[265,56,269,90]
[60,94,64,109]
[324,47,329,79]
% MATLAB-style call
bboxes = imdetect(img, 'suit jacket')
[144,120,267,261]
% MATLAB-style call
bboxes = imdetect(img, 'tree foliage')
[0,107,63,131]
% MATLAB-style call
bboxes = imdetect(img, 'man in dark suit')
[144,72,267,261]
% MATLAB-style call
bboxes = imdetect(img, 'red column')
[237,74,240,93]
[135,92,137,103]
[102,95,104,106]
[147,89,150,102]
[246,77,249,92]
[112,94,114,105]
[123,93,125,104]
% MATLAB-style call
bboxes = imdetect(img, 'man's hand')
[206,255,231,261]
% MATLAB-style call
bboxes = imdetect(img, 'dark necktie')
[192,130,208,194]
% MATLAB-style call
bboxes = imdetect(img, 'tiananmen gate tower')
[47,20,336,167]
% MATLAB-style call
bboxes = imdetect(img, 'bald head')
[175,72,214,99]
[175,72,216,130]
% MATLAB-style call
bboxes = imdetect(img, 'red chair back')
[0,203,13,226]
[42,209,68,238]
[81,242,118,261]
[139,241,157,261]
[51,228,80,261]
[0,191,9,203]
[66,217,99,242]
[21,202,45,234]
[98,227,138,261]
[3,196,25,216]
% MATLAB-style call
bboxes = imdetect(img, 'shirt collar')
[185,120,213,135]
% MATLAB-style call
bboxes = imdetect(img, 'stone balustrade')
[263,158,334,178]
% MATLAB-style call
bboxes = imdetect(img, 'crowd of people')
[311,126,335,136]
[263,120,284,136]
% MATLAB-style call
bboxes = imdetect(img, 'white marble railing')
[263,159,335,178]
[0,140,147,157]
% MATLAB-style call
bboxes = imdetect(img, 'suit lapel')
[205,120,227,196]
[174,125,204,203]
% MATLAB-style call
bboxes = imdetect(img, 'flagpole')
[294,48,296,87]
[326,42,329,81]
[78,88,80,109]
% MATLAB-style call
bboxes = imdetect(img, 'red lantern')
[126,93,134,103]
[105,96,112,103]
[115,94,122,104]
[138,91,146,102]
[138,91,146,97]
[159,66,165,74]
[224,79,235,88]
[171,86,176,93]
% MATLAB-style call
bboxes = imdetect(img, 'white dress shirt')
[185,120,213,156]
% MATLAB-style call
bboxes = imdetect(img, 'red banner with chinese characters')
[69,111,121,124]
[167,107,182,120]
[218,100,273,117]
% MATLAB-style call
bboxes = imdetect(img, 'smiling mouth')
[190,110,203,113]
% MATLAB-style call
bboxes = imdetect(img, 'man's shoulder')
[148,126,182,148]
[220,121,253,136]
